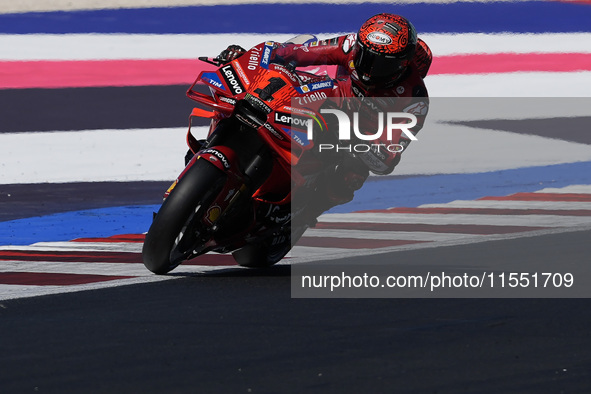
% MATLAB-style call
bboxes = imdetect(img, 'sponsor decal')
[263,122,285,140]
[295,45,310,52]
[367,31,393,45]
[245,93,272,113]
[282,105,317,117]
[295,91,327,105]
[290,130,309,146]
[403,101,429,116]
[265,205,291,225]
[372,145,387,160]
[271,234,288,246]
[205,205,221,224]
[357,150,390,173]
[351,84,364,98]
[165,180,178,196]
[224,189,235,202]
[232,60,250,85]
[281,127,310,146]
[221,65,245,95]
[398,139,410,150]
[295,80,333,94]
[351,85,379,111]
[248,45,262,71]
[219,96,237,105]
[274,111,311,129]
[271,64,299,84]
[293,80,332,105]
[201,72,226,91]
[342,34,356,54]
[385,22,401,33]
[310,38,338,47]
[202,148,230,169]
[236,113,260,129]
[260,41,274,69]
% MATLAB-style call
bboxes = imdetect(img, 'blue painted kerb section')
[1,2,590,34]
[1,161,590,246]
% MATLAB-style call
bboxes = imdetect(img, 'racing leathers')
[271,34,432,206]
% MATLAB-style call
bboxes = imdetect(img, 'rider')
[217,13,432,209]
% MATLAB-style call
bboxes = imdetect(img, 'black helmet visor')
[354,46,406,83]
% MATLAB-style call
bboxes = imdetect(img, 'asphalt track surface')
[0,226,590,393]
[3,8,591,390]
[2,90,591,394]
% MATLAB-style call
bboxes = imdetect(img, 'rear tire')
[232,241,291,268]
[142,159,225,274]
[232,225,308,268]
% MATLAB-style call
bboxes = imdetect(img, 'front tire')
[142,159,225,274]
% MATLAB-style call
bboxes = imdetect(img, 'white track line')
[0,242,144,253]
[302,229,485,241]
[535,185,591,194]
[0,0,534,14]
[0,261,151,276]
[3,33,591,61]
[320,213,591,227]
[419,200,591,210]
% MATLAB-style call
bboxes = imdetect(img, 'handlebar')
[198,56,224,67]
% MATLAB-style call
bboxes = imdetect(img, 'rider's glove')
[217,45,246,64]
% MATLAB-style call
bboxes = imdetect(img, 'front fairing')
[187,42,343,168]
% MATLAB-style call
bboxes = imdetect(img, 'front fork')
[174,146,273,244]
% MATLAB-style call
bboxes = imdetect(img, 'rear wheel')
[232,240,291,268]
[232,225,308,268]
[142,159,226,274]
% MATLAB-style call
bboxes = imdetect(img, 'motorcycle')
[142,40,348,274]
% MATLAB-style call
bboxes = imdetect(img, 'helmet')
[354,14,417,85]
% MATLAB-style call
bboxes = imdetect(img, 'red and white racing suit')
[273,34,432,205]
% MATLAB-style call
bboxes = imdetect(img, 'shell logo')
[206,206,221,224]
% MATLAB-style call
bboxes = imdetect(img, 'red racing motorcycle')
[142,40,347,274]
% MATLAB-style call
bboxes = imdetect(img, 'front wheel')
[142,159,226,274]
